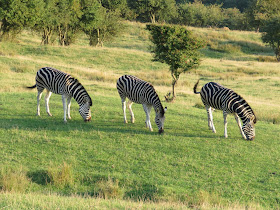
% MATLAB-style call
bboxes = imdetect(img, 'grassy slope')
[0,21,280,208]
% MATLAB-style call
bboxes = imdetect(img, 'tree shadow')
[202,39,273,60]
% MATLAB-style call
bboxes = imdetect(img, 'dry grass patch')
[0,167,31,193]
[47,162,74,188]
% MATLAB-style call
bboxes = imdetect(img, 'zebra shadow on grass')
[0,114,161,136]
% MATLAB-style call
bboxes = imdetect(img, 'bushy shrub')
[94,178,125,199]
[47,162,74,188]
[0,167,31,193]
[222,8,248,30]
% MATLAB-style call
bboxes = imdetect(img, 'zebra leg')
[223,111,228,138]
[62,95,68,123]
[234,113,246,139]
[44,90,52,117]
[127,100,135,123]
[37,90,43,116]
[67,96,72,120]
[143,104,153,131]
[121,98,128,123]
[206,106,216,133]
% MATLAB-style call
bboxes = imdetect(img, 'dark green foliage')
[147,24,204,100]
[101,0,134,20]
[246,0,280,32]
[176,2,247,29]
[80,0,123,47]
[0,0,43,40]
[128,0,177,23]
[56,0,82,46]
[32,0,58,45]
[261,16,280,61]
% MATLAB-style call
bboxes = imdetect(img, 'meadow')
[0,21,280,209]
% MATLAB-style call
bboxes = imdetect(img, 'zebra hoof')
[124,120,128,124]
[47,113,53,117]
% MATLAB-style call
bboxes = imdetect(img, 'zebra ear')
[164,107,167,112]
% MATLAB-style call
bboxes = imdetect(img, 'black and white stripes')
[117,75,167,133]
[194,80,256,140]
[28,67,92,122]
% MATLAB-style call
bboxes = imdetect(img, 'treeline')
[0,0,279,46]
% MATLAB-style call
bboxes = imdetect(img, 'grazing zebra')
[117,75,167,134]
[194,80,256,140]
[27,67,92,122]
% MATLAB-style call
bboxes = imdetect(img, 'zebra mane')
[236,92,256,124]
[71,78,92,106]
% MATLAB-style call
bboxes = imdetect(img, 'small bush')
[47,162,74,188]
[0,167,31,193]
[94,178,125,199]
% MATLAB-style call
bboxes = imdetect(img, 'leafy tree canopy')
[261,15,280,61]
[147,24,205,101]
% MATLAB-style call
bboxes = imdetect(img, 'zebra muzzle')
[85,116,91,122]
[158,128,164,134]
[248,136,255,141]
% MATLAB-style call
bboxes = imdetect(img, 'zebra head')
[79,98,92,122]
[242,118,256,140]
[155,107,167,134]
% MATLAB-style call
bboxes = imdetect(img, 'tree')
[56,0,82,46]
[100,0,134,19]
[177,1,223,27]
[80,0,122,47]
[32,0,59,45]
[0,0,43,40]
[147,24,205,101]
[246,0,280,32]
[222,8,247,30]
[261,16,280,61]
[128,0,177,23]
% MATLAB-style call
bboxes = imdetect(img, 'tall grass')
[0,167,31,193]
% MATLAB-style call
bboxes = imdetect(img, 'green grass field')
[0,21,280,209]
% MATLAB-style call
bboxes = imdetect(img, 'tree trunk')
[41,27,52,45]
[165,73,178,102]
[150,12,156,23]
[171,77,178,101]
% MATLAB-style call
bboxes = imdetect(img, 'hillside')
[0,21,280,209]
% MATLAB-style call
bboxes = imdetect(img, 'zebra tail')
[193,79,200,94]
[26,85,36,89]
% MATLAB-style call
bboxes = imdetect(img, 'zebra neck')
[70,83,87,105]
[237,107,255,124]
[152,98,164,113]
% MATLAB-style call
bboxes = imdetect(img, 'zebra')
[117,75,167,134]
[194,80,256,140]
[27,67,92,122]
